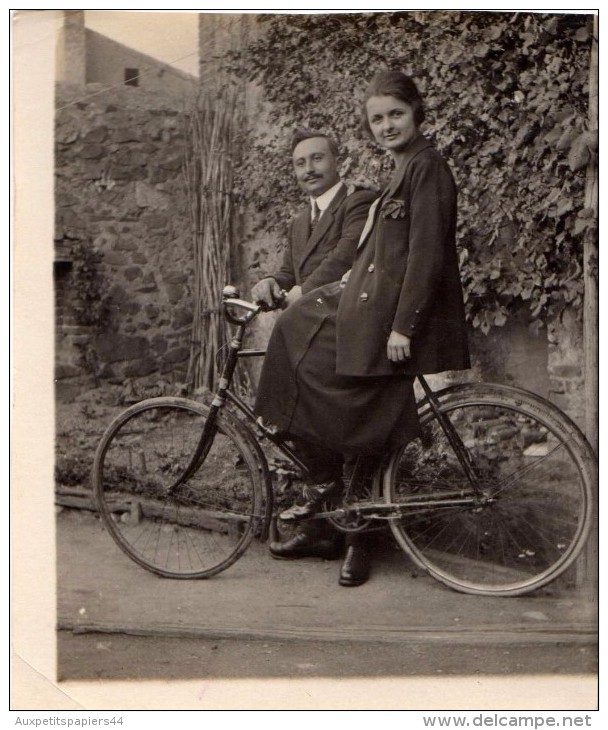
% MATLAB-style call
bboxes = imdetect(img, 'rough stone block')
[549,364,582,379]
[143,213,169,230]
[121,301,141,315]
[163,346,190,364]
[145,305,160,320]
[55,362,82,379]
[114,130,141,143]
[93,230,117,248]
[81,161,104,179]
[132,252,148,264]
[172,308,193,328]
[123,266,142,281]
[98,363,117,379]
[115,149,148,167]
[163,271,189,285]
[112,165,148,181]
[79,143,106,159]
[149,167,171,184]
[56,193,79,208]
[136,282,159,294]
[160,155,182,171]
[114,237,138,251]
[166,283,185,304]
[124,357,158,377]
[95,332,148,363]
[83,126,108,144]
[102,251,128,266]
[151,340,168,357]
[107,284,129,304]
[135,181,169,209]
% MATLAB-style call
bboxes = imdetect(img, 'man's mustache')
[304,174,322,181]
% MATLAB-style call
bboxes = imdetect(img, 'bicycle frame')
[170,288,487,509]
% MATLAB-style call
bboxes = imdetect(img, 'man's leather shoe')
[279,480,342,523]
[339,544,371,586]
[269,532,341,561]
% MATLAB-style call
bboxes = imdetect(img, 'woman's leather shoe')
[269,532,341,560]
[339,544,370,586]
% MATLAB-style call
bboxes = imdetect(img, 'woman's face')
[366,95,418,152]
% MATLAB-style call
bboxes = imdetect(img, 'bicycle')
[92,285,596,597]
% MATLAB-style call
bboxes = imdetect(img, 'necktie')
[311,200,320,231]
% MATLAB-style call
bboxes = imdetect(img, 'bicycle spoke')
[490,439,569,497]
[385,391,593,595]
[95,399,263,579]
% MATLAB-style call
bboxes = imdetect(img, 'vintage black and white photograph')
[13,7,598,712]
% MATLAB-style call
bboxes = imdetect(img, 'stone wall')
[547,309,586,428]
[55,82,196,390]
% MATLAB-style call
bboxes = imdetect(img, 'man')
[252,129,375,310]
[251,129,376,587]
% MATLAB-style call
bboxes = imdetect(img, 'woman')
[254,71,470,580]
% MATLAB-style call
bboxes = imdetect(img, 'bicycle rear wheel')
[384,384,595,596]
[93,397,264,579]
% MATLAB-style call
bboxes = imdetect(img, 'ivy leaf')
[543,126,562,145]
[543,17,559,35]
[484,24,504,41]
[556,197,574,218]
[568,133,591,172]
[573,217,591,236]
[578,207,595,220]
[474,42,490,58]
[555,128,578,151]
[494,311,507,327]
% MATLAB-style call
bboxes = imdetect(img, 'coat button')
[367,264,375,273]
[360,292,368,302]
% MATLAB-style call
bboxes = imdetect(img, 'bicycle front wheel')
[93,397,264,579]
[384,384,595,596]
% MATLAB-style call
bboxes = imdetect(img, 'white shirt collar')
[310,181,343,216]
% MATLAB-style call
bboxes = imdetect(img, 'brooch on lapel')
[381,198,407,220]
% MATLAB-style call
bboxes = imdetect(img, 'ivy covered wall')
[203,10,595,423]
[225,11,594,333]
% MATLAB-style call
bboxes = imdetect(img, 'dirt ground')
[57,630,597,681]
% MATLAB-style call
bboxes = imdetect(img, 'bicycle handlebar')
[222,284,284,326]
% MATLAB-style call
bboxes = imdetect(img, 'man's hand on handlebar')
[251,277,286,310]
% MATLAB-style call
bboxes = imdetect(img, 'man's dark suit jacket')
[336,135,470,377]
[270,183,377,295]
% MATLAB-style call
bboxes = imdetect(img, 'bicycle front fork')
[169,323,247,492]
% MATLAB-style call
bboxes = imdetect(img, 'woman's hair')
[361,70,425,137]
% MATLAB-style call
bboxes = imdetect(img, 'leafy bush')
[226,11,595,332]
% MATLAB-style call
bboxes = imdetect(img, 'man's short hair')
[290,128,340,157]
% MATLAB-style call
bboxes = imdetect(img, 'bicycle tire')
[93,397,265,579]
[383,384,595,596]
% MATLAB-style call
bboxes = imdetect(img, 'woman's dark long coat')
[336,134,470,377]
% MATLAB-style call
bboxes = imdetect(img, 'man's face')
[292,137,340,198]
